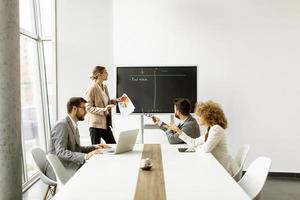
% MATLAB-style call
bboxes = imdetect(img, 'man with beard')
[151,98,200,144]
[45,97,109,180]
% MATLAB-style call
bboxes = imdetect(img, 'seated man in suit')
[151,98,200,144]
[45,97,109,180]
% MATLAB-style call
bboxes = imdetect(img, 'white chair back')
[233,144,250,181]
[238,156,272,200]
[31,148,57,186]
[46,154,71,189]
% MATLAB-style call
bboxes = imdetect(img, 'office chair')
[233,144,250,181]
[31,148,57,200]
[238,156,272,200]
[46,154,72,190]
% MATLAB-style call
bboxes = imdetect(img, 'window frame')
[20,0,57,190]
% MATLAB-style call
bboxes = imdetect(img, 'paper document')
[118,93,135,117]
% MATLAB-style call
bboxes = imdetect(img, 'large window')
[20,0,56,187]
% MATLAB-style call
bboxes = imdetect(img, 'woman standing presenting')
[86,66,117,144]
[167,100,238,176]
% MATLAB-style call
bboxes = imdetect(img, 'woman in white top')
[167,100,238,176]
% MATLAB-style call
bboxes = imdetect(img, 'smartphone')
[145,113,158,123]
[144,113,154,118]
[178,148,195,152]
[178,148,188,152]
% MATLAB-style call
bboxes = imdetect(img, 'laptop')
[102,129,139,154]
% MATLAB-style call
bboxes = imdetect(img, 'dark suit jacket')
[45,116,95,180]
[159,115,200,144]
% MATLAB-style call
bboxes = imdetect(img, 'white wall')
[113,0,300,172]
[57,0,300,172]
[56,0,113,140]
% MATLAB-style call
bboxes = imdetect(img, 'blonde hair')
[195,100,228,129]
[90,66,106,80]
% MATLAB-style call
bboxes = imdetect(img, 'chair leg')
[42,185,57,200]
[43,185,50,200]
[50,185,57,196]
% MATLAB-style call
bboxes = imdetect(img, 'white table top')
[53,144,250,200]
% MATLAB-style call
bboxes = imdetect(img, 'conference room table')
[53,144,251,200]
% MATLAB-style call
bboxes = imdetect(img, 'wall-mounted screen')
[117,66,197,113]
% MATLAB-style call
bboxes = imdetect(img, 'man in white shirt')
[45,97,109,180]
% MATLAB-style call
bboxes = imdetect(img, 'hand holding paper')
[105,104,115,111]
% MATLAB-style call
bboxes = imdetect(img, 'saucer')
[141,164,152,170]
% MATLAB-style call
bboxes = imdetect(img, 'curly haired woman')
[167,100,238,176]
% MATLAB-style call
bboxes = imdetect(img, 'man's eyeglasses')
[78,106,86,110]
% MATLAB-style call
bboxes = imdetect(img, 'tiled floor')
[23,180,49,200]
[23,177,300,200]
[260,177,300,200]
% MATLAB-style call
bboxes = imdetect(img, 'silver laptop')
[103,129,139,154]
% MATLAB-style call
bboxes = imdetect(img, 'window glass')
[19,0,36,34]
[20,35,45,178]
[43,41,55,126]
[40,0,53,36]
[20,0,55,185]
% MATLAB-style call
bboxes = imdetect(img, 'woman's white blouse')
[179,125,238,176]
